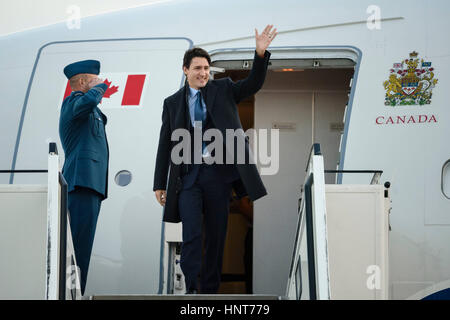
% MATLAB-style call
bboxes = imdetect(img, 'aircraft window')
[442,160,450,199]
[115,170,132,187]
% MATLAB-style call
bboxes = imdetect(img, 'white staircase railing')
[286,143,330,300]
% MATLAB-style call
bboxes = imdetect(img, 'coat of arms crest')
[383,51,438,106]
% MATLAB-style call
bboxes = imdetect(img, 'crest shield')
[383,51,438,106]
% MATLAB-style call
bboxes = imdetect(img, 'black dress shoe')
[185,289,198,294]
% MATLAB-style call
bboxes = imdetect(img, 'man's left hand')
[255,24,277,58]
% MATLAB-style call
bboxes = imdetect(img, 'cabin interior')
[211,59,355,294]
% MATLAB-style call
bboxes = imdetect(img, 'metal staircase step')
[90,294,281,300]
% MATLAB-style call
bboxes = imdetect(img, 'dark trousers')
[178,164,232,293]
[244,227,253,294]
[68,187,102,295]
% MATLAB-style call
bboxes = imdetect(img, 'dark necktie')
[194,91,206,155]
[194,91,205,124]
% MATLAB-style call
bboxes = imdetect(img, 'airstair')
[0,143,390,300]
[0,143,81,300]
[286,144,390,300]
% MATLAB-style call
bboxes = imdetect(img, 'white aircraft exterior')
[0,0,449,299]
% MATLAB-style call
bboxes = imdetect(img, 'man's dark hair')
[183,47,211,69]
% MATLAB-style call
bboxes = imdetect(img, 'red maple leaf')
[102,78,119,98]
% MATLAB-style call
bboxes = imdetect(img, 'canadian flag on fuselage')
[63,73,147,108]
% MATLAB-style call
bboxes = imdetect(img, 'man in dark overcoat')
[154,25,277,293]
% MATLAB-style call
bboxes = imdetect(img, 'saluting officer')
[59,60,109,295]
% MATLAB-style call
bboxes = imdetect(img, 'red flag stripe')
[121,75,146,106]
[63,81,72,100]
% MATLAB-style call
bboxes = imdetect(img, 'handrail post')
[286,143,330,300]
[58,173,68,300]
[45,142,61,300]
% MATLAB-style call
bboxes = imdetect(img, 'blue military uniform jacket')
[59,83,109,199]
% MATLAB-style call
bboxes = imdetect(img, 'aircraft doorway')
[212,58,355,295]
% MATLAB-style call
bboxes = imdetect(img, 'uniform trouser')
[178,164,232,294]
[68,187,102,295]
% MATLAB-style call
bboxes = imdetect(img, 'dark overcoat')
[153,51,271,222]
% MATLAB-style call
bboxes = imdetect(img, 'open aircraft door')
[12,38,192,295]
